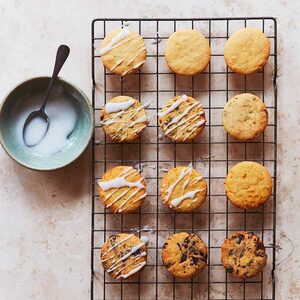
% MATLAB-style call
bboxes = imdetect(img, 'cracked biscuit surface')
[221,231,267,278]
[162,232,207,278]
[225,161,272,209]
[224,27,270,75]
[222,93,268,141]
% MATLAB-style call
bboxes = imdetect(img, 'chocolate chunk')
[227,267,234,273]
[180,253,187,263]
[109,234,117,242]
[192,256,199,265]
[177,242,181,250]
[239,250,245,258]
[162,242,168,249]
[235,234,245,245]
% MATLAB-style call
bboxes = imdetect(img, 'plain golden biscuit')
[224,28,270,74]
[165,29,211,75]
[101,96,149,142]
[160,165,207,212]
[162,232,207,278]
[99,27,147,76]
[222,93,268,141]
[221,231,267,278]
[101,233,148,279]
[158,95,206,142]
[225,161,272,209]
[98,166,147,213]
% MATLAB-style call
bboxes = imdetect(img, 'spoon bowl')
[0,76,94,171]
[22,110,49,147]
[22,45,70,147]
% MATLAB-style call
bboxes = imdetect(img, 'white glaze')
[102,234,134,258]
[117,261,146,279]
[158,95,188,118]
[102,100,150,141]
[104,99,135,114]
[98,167,146,213]
[165,111,204,135]
[140,236,149,244]
[163,165,205,209]
[99,27,130,56]
[107,242,145,273]
[14,89,77,155]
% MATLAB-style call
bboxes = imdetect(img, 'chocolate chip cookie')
[162,232,207,278]
[221,231,267,278]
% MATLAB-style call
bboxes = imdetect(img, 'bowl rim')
[0,76,94,171]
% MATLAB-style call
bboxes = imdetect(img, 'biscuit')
[98,166,147,213]
[158,95,206,142]
[165,29,211,75]
[101,96,149,142]
[225,161,272,209]
[222,93,268,141]
[224,28,270,74]
[165,29,210,75]
[101,233,148,279]
[221,231,267,278]
[99,27,147,76]
[160,165,207,212]
[162,232,207,278]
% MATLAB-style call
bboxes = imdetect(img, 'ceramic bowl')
[0,77,94,171]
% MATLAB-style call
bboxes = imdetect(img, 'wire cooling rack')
[91,18,277,300]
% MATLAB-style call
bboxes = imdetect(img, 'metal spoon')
[23,45,70,147]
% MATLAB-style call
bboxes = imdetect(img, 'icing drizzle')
[102,234,149,279]
[158,95,205,141]
[99,27,146,75]
[162,165,206,208]
[98,166,147,213]
[101,99,150,142]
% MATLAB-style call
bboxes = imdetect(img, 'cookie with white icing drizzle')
[101,233,148,279]
[99,27,147,76]
[160,165,207,212]
[158,95,206,142]
[98,166,147,213]
[162,232,207,278]
[101,96,149,142]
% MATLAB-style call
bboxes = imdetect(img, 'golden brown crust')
[162,232,207,278]
[158,95,206,142]
[160,166,207,212]
[165,29,211,75]
[224,28,270,75]
[98,166,147,213]
[221,231,267,278]
[225,161,272,209]
[101,233,147,279]
[222,93,268,141]
[101,96,149,142]
[100,28,147,76]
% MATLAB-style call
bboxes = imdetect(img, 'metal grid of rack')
[91,18,277,300]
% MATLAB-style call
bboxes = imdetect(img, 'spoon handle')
[41,45,70,112]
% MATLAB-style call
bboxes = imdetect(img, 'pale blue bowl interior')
[0,77,93,170]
